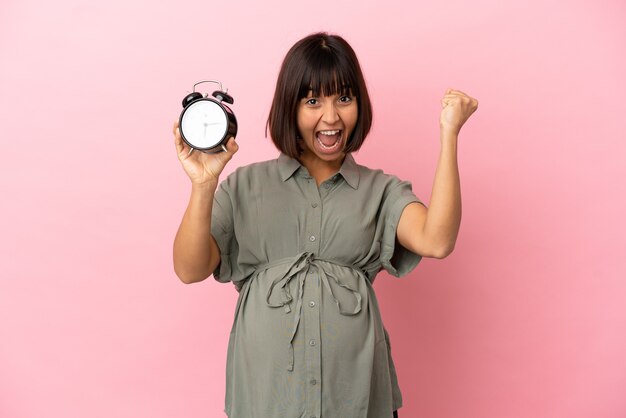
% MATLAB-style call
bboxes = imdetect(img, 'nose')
[321,102,339,124]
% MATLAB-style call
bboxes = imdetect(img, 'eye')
[338,96,353,103]
[305,98,319,105]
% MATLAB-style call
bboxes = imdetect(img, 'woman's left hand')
[439,88,479,136]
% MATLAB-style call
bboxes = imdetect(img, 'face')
[296,91,358,164]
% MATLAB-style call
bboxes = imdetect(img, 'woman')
[172,32,478,418]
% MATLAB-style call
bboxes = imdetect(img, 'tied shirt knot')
[260,252,365,371]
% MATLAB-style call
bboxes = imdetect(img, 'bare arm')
[173,182,222,284]
[170,121,238,284]
[397,131,461,259]
[397,88,478,259]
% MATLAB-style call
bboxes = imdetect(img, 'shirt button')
[309,301,315,307]
[309,339,316,346]
[310,379,317,385]
[309,235,316,242]
[311,203,318,208]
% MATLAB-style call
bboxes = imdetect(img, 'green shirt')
[211,152,425,418]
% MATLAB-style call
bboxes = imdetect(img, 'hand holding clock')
[173,120,239,186]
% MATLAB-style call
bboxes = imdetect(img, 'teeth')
[316,132,342,150]
[318,130,340,135]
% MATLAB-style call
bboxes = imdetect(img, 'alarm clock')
[179,80,237,154]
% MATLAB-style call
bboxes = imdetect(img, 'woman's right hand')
[172,120,239,186]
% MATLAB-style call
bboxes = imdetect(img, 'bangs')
[297,49,358,99]
[267,32,373,158]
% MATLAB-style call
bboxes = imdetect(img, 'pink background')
[1,0,625,417]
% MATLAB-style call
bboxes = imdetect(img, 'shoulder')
[353,159,412,192]
[218,156,282,193]
[228,156,279,177]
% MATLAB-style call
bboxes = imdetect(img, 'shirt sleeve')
[379,175,427,277]
[211,177,239,284]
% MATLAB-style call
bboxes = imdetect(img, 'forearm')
[423,129,462,255]
[173,182,221,283]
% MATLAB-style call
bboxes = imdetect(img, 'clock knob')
[212,91,234,104]
[182,92,203,108]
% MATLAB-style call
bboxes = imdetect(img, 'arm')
[397,88,478,259]
[397,130,460,259]
[173,182,222,284]
[170,121,238,284]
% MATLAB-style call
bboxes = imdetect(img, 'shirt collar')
[338,153,360,189]
[277,153,360,189]
[277,153,302,182]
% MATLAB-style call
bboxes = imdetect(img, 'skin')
[171,88,478,283]
[171,125,238,283]
[296,91,358,186]
[397,88,479,259]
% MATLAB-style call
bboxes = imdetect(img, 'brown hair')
[266,32,373,158]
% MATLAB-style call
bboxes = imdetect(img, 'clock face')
[180,100,228,149]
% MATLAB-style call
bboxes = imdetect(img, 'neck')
[298,152,346,186]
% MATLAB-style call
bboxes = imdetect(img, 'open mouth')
[315,129,343,152]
